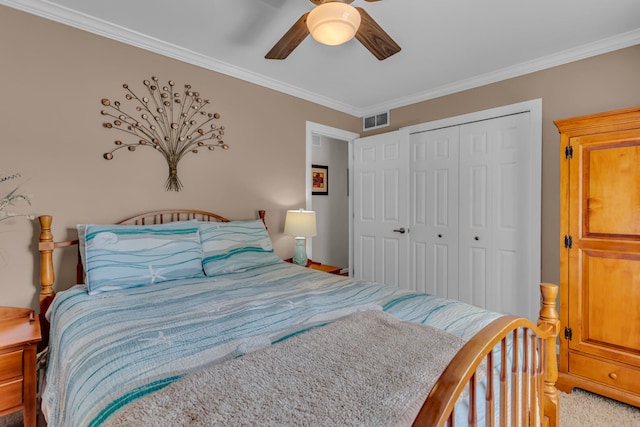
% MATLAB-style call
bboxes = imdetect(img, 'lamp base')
[292,237,308,266]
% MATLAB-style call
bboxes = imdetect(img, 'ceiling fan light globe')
[307,2,361,46]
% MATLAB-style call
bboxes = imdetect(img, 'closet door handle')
[393,227,406,234]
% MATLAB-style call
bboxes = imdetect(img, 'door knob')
[393,227,406,234]
[474,236,479,241]
[438,234,443,238]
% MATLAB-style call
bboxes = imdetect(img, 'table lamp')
[284,209,317,266]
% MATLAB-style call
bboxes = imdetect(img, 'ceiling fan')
[265,0,401,60]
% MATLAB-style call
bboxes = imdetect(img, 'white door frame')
[305,121,359,272]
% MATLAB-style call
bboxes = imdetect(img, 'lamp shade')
[284,209,317,237]
[306,2,361,46]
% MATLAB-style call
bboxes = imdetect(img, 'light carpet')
[2,388,640,426]
[558,388,640,426]
[3,382,639,426]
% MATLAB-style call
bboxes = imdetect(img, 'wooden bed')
[37,209,559,427]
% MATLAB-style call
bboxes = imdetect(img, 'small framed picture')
[312,164,328,195]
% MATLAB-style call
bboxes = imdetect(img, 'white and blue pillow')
[79,222,204,295]
[200,220,281,276]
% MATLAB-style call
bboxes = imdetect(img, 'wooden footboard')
[413,283,559,427]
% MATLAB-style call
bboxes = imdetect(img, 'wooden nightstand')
[0,307,41,427]
[284,258,343,275]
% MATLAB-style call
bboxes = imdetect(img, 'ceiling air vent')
[363,111,389,131]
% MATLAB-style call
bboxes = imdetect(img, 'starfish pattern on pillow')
[147,265,168,284]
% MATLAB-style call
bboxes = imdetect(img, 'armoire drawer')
[569,352,640,393]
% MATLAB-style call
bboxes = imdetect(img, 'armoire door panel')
[570,249,640,365]
[582,138,640,238]
[567,126,640,365]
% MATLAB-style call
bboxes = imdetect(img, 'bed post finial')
[538,282,560,427]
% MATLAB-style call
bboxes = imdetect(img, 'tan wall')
[0,6,360,310]
[369,45,640,290]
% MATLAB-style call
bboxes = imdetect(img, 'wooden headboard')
[37,209,265,348]
[118,209,233,225]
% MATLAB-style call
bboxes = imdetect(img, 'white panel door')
[409,127,459,296]
[458,113,532,317]
[353,129,410,288]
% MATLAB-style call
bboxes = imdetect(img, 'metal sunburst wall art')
[100,76,229,191]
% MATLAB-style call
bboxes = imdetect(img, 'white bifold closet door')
[409,125,460,299]
[354,110,538,320]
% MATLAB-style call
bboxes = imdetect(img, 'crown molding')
[362,28,640,117]
[3,0,639,118]
[0,0,362,116]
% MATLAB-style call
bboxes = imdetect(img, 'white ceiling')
[4,0,640,117]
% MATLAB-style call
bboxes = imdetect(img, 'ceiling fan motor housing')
[306,2,361,46]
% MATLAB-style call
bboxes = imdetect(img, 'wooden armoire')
[556,106,640,407]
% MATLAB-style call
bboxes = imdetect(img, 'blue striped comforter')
[42,261,501,427]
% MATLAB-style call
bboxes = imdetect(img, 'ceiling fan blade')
[265,12,310,60]
[354,7,401,60]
